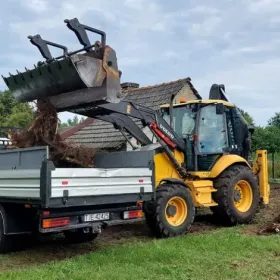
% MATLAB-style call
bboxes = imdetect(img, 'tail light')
[42,217,70,229]
[123,210,143,220]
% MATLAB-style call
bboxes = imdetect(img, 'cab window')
[162,106,196,138]
[198,105,228,154]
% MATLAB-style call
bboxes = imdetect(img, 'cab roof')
[160,99,235,109]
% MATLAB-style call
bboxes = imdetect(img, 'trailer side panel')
[0,169,40,198]
[51,168,153,197]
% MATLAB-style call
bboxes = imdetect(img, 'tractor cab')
[160,85,253,171]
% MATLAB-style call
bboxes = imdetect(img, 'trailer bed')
[0,146,155,208]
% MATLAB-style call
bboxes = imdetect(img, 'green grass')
[267,153,280,178]
[1,227,280,280]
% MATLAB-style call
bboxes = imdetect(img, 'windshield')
[198,104,228,153]
[162,106,196,138]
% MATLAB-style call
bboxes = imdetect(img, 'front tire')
[211,165,259,225]
[144,184,195,238]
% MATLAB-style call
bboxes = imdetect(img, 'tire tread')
[144,183,195,238]
[211,164,259,225]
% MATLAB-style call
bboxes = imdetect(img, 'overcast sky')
[0,0,279,126]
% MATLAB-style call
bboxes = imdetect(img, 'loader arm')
[94,112,153,147]
[74,101,186,150]
[72,100,188,178]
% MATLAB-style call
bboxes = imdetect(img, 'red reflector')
[42,217,70,229]
[138,179,144,183]
[43,210,50,216]
[123,210,143,219]
[137,201,143,207]
[62,181,68,185]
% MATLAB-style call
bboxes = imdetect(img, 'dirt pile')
[10,99,99,167]
[241,185,280,236]
[258,223,280,235]
[257,214,280,235]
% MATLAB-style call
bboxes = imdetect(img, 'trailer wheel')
[211,164,259,225]
[145,184,195,238]
[64,227,99,244]
[0,212,13,253]
[143,201,157,233]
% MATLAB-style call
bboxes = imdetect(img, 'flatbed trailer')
[0,145,156,252]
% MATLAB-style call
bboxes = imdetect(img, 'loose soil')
[242,184,280,235]
[1,184,279,272]
[10,99,99,167]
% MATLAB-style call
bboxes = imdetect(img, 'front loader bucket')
[2,18,122,111]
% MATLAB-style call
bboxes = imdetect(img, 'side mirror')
[216,103,224,115]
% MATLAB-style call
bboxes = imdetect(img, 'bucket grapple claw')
[2,18,122,111]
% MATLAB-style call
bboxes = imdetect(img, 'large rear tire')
[144,184,195,238]
[211,165,259,225]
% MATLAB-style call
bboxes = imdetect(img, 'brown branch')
[10,99,100,168]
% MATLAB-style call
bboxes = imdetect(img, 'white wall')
[126,126,156,151]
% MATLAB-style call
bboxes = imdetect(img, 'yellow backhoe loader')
[1,17,269,241]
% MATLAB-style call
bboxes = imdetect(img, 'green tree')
[252,125,280,153]
[238,108,255,126]
[0,90,34,128]
[251,112,280,153]
[59,115,86,129]
[268,112,280,127]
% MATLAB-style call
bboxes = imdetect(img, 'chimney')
[121,82,140,90]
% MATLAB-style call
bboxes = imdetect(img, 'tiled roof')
[60,118,94,141]
[65,77,201,149]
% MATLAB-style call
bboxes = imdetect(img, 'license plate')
[84,212,110,222]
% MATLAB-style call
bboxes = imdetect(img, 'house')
[62,77,202,151]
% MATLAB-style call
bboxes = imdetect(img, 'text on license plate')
[84,212,110,222]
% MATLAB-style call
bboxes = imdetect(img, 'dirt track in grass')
[0,184,279,272]
[242,184,280,235]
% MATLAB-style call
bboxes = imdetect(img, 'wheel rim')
[233,180,253,212]
[165,196,187,226]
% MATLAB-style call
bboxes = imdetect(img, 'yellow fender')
[208,154,250,178]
